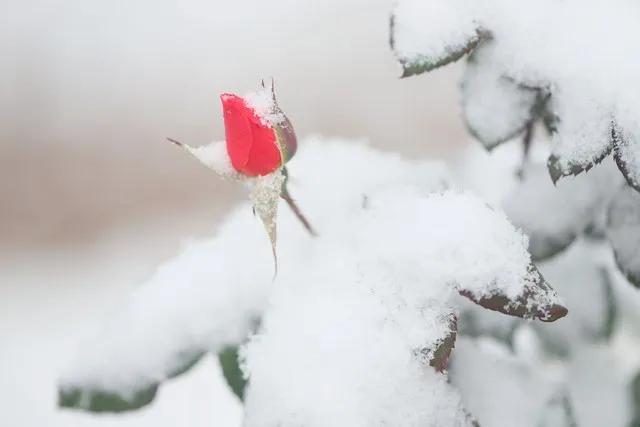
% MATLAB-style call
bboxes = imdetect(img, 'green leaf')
[58,350,205,413]
[218,346,248,401]
[58,385,158,413]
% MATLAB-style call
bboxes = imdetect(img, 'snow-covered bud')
[221,88,297,177]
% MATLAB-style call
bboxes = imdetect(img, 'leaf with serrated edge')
[613,122,640,193]
[546,95,614,183]
[389,0,483,77]
[458,264,567,322]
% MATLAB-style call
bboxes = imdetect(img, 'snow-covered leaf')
[242,274,475,427]
[415,313,457,372]
[396,1,640,189]
[58,224,273,413]
[450,337,559,427]
[60,138,570,420]
[461,44,540,150]
[566,343,633,427]
[533,240,617,356]
[390,0,482,77]
[503,161,619,261]
[218,346,247,401]
[458,264,566,322]
[58,385,158,414]
[606,185,640,287]
[613,122,640,193]
[546,93,614,183]
[59,348,205,412]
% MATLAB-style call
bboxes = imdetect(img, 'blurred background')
[1,0,466,425]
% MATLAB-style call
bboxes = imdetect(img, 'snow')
[452,137,640,427]
[461,42,538,149]
[58,210,274,402]
[533,239,616,355]
[503,159,621,260]
[606,185,640,286]
[180,141,236,178]
[243,87,285,126]
[242,276,469,427]
[548,88,613,174]
[1,227,243,427]
[60,137,565,423]
[614,122,640,191]
[451,337,559,427]
[391,0,480,75]
[392,0,640,182]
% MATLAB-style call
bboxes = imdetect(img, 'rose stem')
[281,188,317,237]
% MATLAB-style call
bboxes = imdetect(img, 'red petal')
[220,93,281,176]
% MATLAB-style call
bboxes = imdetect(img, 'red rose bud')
[221,89,297,177]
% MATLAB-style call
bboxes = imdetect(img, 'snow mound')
[59,137,564,423]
